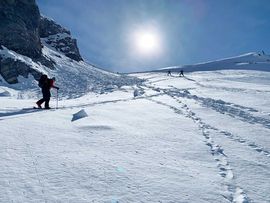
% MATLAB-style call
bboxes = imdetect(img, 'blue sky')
[37,0,270,72]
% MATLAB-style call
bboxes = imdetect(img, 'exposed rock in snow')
[72,109,88,121]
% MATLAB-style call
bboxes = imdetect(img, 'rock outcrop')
[0,0,42,58]
[0,0,83,84]
[0,57,41,84]
[39,16,83,62]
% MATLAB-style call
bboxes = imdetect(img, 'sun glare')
[136,32,157,52]
[133,29,162,56]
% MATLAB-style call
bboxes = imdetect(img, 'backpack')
[38,74,47,88]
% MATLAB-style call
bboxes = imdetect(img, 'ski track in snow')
[0,99,133,121]
[169,94,270,159]
[2,84,268,160]
[0,93,163,121]
[164,86,270,130]
[142,83,270,160]
[144,95,250,203]
[2,78,269,161]
[135,73,270,202]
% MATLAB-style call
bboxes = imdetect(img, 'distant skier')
[36,75,59,109]
[179,70,184,77]
[167,70,172,76]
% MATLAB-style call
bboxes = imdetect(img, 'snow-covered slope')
[159,52,270,72]
[1,70,269,202]
[0,44,142,99]
[39,44,142,98]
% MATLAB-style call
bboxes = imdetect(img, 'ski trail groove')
[145,84,270,130]
[143,84,270,159]
[167,91,270,159]
[178,101,250,203]
[219,130,270,157]
[143,83,251,202]
[146,97,250,203]
[166,86,270,129]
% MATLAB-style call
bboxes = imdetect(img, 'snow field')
[1,70,270,202]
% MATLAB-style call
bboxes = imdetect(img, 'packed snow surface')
[1,70,270,202]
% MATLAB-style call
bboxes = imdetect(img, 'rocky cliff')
[0,0,83,84]
[0,0,41,58]
[39,16,83,62]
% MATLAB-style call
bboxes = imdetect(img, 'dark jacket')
[42,79,58,98]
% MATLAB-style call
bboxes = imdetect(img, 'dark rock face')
[0,57,41,84]
[0,0,83,85]
[0,0,42,58]
[34,55,56,69]
[40,17,83,62]
[39,16,70,38]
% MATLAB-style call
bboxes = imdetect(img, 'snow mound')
[71,109,88,122]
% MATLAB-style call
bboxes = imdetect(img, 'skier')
[36,75,59,109]
[179,70,184,77]
[167,70,172,76]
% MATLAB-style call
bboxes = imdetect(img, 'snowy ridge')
[159,52,270,72]
[40,14,55,23]
[42,32,71,44]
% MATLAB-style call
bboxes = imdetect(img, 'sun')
[136,32,158,53]
[133,29,162,55]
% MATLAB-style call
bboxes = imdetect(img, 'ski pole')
[56,89,58,109]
